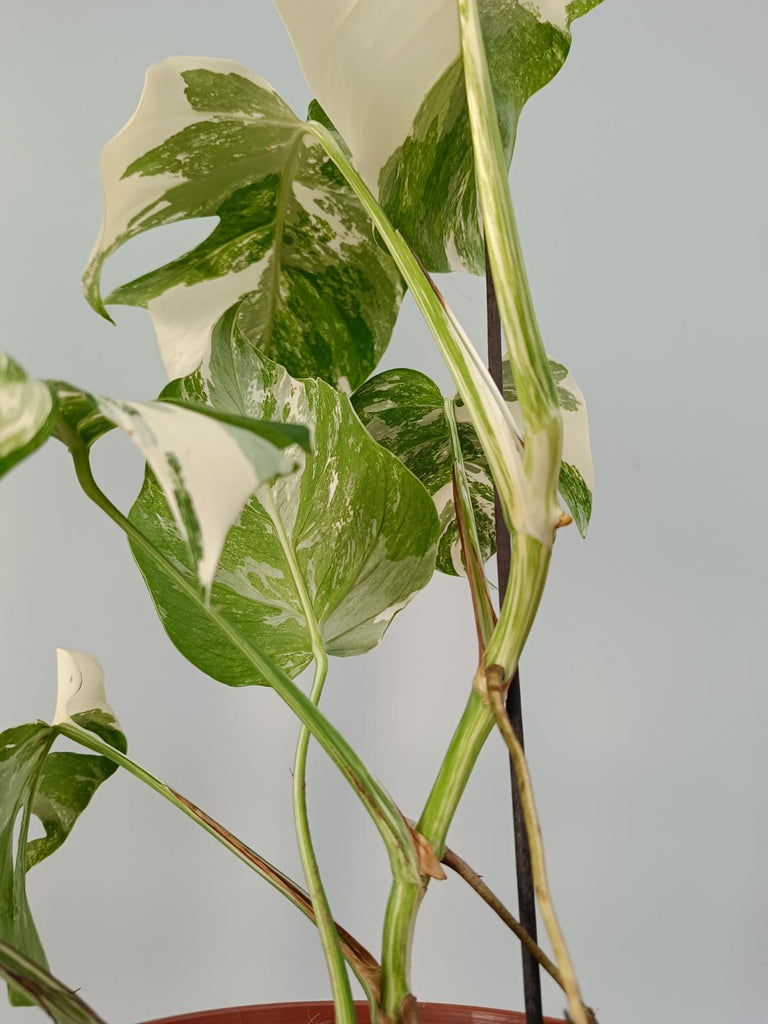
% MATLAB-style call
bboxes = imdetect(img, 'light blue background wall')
[1,2,766,1022]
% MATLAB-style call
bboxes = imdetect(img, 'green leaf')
[54,384,304,594]
[84,57,403,391]
[0,651,125,1009]
[277,0,602,272]
[129,304,439,686]
[0,354,58,480]
[0,940,107,1024]
[353,357,593,572]
[352,368,495,576]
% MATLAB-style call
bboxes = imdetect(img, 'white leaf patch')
[276,0,461,189]
[96,397,296,592]
[87,57,277,270]
[504,364,593,496]
[53,649,119,728]
[147,259,270,380]
[523,0,569,31]
[556,368,593,494]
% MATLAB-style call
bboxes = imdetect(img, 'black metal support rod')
[485,248,544,1024]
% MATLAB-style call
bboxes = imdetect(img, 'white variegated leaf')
[96,397,299,594]
[353,357,593,573]
[276,0,602,272]
[84,57,403,390]
[129,304,439,686]
[54,384,308,595]
[0,652,126,1010]
[352,368,495,576]
[0,353,57,480]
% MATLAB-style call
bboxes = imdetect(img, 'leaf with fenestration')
[0,354,58,480]
[84,56,403,390]
[353,358,593,573]
[0,651,125,1009]
[352,368,495,575]
[129,304,439,686]
[54,383,307,594]
[276,0,602,272]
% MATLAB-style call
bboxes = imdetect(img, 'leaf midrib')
[258,487,326,666]
[261,130,306,349]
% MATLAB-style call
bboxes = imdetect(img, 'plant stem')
[457,6,590,1015]
[293,654,357,1024]
[505,677,543,1023]
[380,688,495,1018]
[445,396,496,650]
[486,247,543,1024]
[259,489,358,1022]
[486,668,590,1024]
[307,99,558,1020]
[65,439,421,898]
[55,719,381,1002]
[0,939,108,1024]
[306,120,527,543]
[441,846,562,990]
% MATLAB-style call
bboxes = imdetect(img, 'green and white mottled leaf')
[353,357,593,573]
[352,368,495,575]
[0,939,108,1024]
[0,651,125,1009]
[276,0,602,272]
[0,354,58,480]
[84,57,403,390]
[129,304,439,686]
[55,384,307,593]
[503,356,594,534]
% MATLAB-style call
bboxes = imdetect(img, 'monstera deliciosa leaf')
[84,57,403,391]
[0,651,125,1009]
[129,304,439,686]
[353,356,593,575]
[0,354,58,480]
[276,0,602,272]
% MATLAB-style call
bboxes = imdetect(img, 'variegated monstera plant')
[0,2,604,1023]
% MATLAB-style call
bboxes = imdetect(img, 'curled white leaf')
[96,397,296,593]
[53,649,119,727]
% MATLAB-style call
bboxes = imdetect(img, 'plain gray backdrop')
[1,2,766,1022]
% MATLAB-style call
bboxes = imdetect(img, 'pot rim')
[143,999,566,1024]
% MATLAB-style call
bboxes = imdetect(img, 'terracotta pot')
[144,1001,565,1024]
